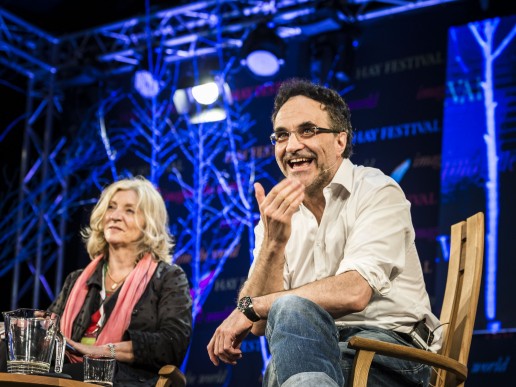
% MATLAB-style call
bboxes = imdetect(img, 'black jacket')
[48,258,192,386]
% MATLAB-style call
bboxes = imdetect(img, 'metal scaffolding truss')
[1,0,460,83]
[0,0,459,308]
[0,9,58,78]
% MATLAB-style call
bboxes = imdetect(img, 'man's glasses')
[270,126,342,145]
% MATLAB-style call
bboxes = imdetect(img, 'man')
[207,78,440,386]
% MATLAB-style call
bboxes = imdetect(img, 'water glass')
[83,354,116,386]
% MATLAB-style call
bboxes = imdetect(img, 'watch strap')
[237,296,260,322]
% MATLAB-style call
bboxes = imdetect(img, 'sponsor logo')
[416,85,445,101]
[175,244,241,264]
[445,77,483,105]
[406,192,438,206]
[225,144,275,162]
[355,51,443,80]
[354,119,440,144]
[348,93,380,110]
[232,81,282,102]
[471,356,511,374]
[186,369,229,384]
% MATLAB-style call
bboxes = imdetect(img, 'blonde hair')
[81,176,174,263]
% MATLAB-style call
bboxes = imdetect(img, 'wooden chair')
[156,364,187,387]
[347,212,485,387]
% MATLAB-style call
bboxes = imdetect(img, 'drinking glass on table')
[83,354,116,386]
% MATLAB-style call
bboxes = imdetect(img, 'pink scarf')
[60,253,158,361]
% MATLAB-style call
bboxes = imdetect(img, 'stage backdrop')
[184,5,516,387]
[1,3,515,387]
[439,14,516,385]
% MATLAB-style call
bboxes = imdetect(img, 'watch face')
[240,296,252,309]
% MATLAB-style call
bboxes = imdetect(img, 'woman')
[48,176,192,386]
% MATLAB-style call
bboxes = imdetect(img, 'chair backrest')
[433,212,484,386]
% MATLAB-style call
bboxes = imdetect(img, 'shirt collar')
[297,158,354,215]
[328,158,354,194]
[86,257,106,288]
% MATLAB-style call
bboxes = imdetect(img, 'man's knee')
[283,372,340,387]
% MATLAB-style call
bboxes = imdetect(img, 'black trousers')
[0,340,6,372]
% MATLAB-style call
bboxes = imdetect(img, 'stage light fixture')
[134,69,160,98]
[191,82,220,105]
[241,24,285,78]
[173,77,232,124]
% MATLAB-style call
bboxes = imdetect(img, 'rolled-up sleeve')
[337,178,413,296]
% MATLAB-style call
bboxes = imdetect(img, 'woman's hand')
[65,338,134,363]
[65,338,100,357]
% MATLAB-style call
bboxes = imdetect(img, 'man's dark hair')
[271,78,353,158]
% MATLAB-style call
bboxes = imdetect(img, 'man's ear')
[335,131,347,155]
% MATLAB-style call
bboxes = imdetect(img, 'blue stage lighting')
[241,24,285,79]
[173,77,232,124]
[134,70,160,98]
[191,82,220,105]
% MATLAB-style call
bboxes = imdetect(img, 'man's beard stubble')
[304,165,333,197]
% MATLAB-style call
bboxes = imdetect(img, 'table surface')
[0,373,98,386]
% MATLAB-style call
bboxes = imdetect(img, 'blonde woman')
[48,176,192,386]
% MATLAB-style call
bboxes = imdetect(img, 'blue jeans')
[263,295,430,387]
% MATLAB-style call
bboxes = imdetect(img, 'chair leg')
[349,349,375,387]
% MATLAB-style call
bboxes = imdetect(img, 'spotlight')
[134,69,160,98]
[191,82,219,105]
[173,77,232,124]
[241,24,285,78]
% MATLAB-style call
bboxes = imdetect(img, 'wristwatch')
[237,296,261,322]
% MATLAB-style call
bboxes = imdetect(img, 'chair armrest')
[347,336,467,383]
[156,364,187,387]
